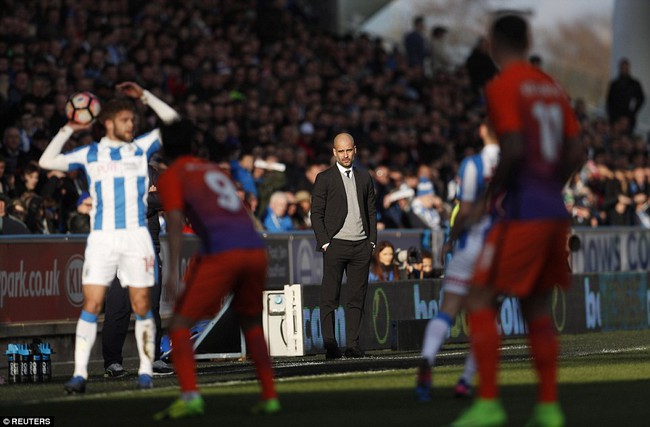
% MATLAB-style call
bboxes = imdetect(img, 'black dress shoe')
[344,347,365,358]
[325,347,343,360]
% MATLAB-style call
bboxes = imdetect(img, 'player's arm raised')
[38,121,92,171]
[117,81,180,125]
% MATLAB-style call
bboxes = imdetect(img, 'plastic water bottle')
[18,344,30,383]
[38,343,52,382]
[6,344,20,384]
[29,343,42,383]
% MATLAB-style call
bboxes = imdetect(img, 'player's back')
[486,61,579,220]
[160,156,264,254]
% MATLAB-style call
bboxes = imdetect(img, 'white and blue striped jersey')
[456,144,500,204]
[63,130,161,231]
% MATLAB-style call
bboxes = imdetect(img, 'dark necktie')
[345,170,351,179]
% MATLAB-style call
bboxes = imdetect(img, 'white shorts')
[82,228,155,287]
[443,215,493,296]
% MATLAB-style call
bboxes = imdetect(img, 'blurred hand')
[116,81,144,98]
[67,121,93,132]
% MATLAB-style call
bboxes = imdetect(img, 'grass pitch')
[1,330,649,426]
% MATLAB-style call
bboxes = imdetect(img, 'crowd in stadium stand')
[0,0,648,235]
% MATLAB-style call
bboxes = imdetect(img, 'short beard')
[114,130,132,142]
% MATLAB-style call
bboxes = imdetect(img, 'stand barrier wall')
[0,230,425,323]
[1,228,649,356]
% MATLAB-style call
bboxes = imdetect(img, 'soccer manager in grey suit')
[311,133,377,359]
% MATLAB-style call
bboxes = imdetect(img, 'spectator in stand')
[607,58,645,135]
[410,177,443,230]
[256,156,287,219]
[0,193,30,234]
[21,130,51,167]
[263,191,293,232]
[382,185,415,229]
[431,26,453,75]
[1,127,22,177]
[604,166,634,226]
[629,166,650,227]
[404,16,429,69]
[13,162,40,198]
[295,160,328,193]
[7,70,28,107]
[565,171,599,227]
[230,151,258,197]
[292,190,312,230]
[67,192,92,234]
[0,154,13,196]
[465,37,497,95]
[372,165,393,223]
[369,240,400,282]
[285,191,299,227]
[0,0,640,236]
[409,249,435,279]
[22,193,56,234]
[6,198,28,226]
[15,111,35,154]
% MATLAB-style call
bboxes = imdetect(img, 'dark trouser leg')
[320,241,345,349]
[150,252,163,361]
[102,278,131,369]
[343,240,371,349]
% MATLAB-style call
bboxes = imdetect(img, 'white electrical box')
[262,284,304,357]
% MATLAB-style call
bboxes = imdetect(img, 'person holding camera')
[406,248,435,280]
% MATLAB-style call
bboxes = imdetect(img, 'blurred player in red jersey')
[450,15,584,427]
[153,120,279,420]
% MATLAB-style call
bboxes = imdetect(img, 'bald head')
[332,133,356,168]
[333,133,354,148]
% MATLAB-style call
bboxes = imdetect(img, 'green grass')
[1,330,649,426]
